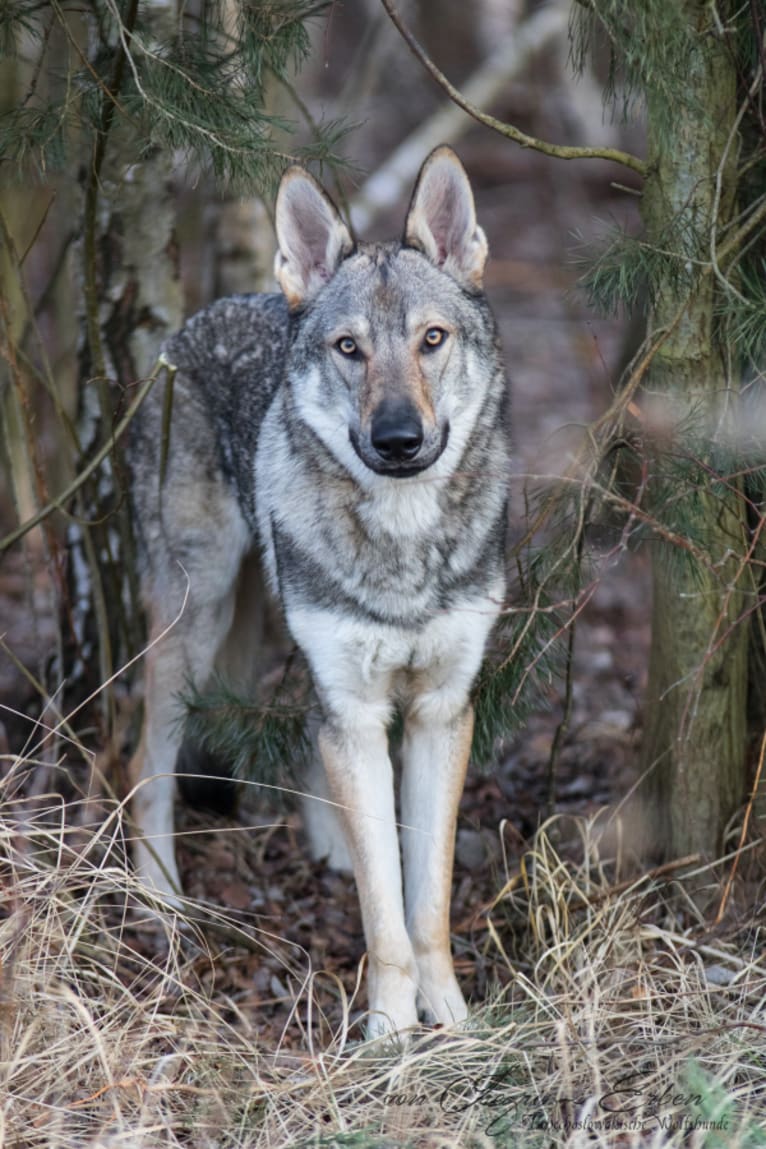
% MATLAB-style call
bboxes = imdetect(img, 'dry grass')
[1,755,765,1149]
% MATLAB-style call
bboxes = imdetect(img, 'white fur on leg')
[316,719,419,1037]
[132,817,183,907]
[132,566,243,911]
[287,600,499,1038]
[401,704,474,1027]
[301,750,353,872]
[131,756,184,908]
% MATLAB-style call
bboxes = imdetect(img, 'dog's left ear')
[275,167,354,308]
[404,146,488,290]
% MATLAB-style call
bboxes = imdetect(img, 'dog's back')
[131,293,288,557]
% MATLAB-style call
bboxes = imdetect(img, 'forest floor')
[1,144,764,1147]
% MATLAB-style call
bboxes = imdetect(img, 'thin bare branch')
[0,359,166,556]
[351,4,566,232]
[379,0,648,178]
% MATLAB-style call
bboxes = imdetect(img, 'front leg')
[288,607,420,1038]
[400,700,473,1025]
[317,715,419,1037]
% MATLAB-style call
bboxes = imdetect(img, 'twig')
[508,309,687,565]
[351,5,568,232]
[714,728,766,925]
[716,191,766,266]
[0,205,80,454]
[379,0,647,178]
[0,361,164,556]
[0,298,55,552]
[273,70,352,225]
[545,509,587,816]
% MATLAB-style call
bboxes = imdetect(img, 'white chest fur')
[286,575,504,729]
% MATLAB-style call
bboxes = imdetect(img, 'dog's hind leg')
[131,590,240,905]
[131,516,250,906]
[301,716,353,873]
[131,628,192,905]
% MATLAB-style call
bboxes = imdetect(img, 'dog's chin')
[349,425,449,479]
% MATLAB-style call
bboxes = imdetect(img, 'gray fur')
[132,252,508,627]
[129,147,511,1039]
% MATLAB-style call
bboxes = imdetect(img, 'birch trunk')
[73,0,182,691]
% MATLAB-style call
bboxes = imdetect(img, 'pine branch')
[2,1,349,192]
[0,103,68,171]
[717,257,766,366]
[0,0,46,51]
[379,0,647,177]
[472,600,564,769]
[181,673,312,791]
[569,0,701,134]
[577,222,701,317]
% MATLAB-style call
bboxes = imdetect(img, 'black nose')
[370,400,424,462]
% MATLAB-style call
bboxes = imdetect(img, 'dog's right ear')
[274,168,354,309]
[404,146,488,290]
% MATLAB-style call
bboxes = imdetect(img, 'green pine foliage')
[717,257,766,372]
[570,1,708,127]
[182,671,312,794]
[472,602,562,769]
[0,0,45,54]
[0,103,68,171]
[123,36,291,190]
[0,0,348,190]
[577,220,700,318]
[474,473,601,768]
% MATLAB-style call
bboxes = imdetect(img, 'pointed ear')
[274,167,354,308]
[404,146,488,290]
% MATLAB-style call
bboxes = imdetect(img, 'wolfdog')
[130,146,509,1038]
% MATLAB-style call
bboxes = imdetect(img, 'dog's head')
[274,147,497,481]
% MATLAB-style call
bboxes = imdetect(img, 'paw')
[302,796,353,873]
[416,968,468,1027]
[366,1000,420,1043]
[366,965,420,1041]
[132,838,184,911]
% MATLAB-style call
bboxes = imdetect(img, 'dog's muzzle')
[350,398,448,477]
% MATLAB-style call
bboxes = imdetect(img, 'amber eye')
[336,336,358,357]
[423,327,447,350]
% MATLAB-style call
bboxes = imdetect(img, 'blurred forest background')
[1,3,766,1144]
[0,0,645,812]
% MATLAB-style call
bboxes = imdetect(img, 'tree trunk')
[71,0,183,702]
[639,1,748,860]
